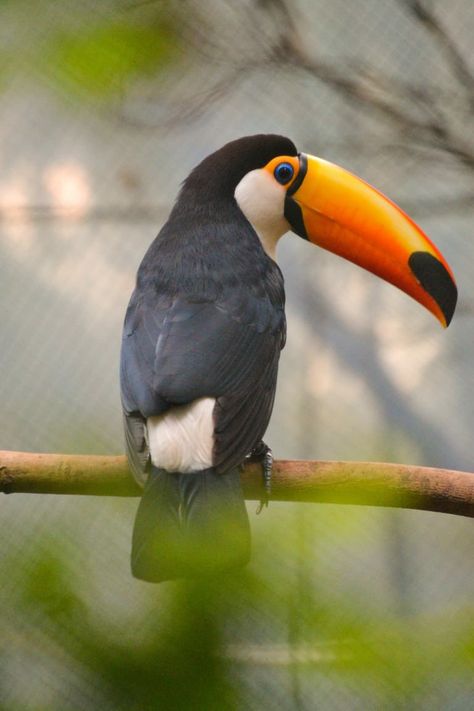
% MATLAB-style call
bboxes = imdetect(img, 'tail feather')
[131,466,250,583]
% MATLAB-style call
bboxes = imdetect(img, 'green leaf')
[46,21,179,99]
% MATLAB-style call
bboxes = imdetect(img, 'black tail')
[131,466,251,583]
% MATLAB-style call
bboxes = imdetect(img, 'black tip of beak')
[409,252,457,326]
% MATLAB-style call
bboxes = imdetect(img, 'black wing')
[121,282,285,480]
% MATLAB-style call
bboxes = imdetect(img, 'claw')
[249,442,273,514]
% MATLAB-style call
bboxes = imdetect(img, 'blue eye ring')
[274,162,294,185]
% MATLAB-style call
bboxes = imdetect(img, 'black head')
[180,134,298,203]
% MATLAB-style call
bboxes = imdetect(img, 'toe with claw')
[247,441,273,514]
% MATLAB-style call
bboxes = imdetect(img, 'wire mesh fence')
[1,0,474,708]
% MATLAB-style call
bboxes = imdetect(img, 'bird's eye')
[274,162,294,185]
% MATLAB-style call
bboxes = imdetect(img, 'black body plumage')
[121,135,296,582]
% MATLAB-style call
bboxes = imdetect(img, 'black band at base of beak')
[284,197,308,240]
[286,153,308,197]
[409,251,457,326]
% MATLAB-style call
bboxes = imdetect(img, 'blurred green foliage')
[0,0,182,100]
[46,21,179,99]
[2,504,474,710]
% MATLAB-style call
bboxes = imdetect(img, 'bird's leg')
[246,441,273,514]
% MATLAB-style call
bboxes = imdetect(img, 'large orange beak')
[284,154,457,326]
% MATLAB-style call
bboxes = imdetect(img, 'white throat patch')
[234,169,290,260]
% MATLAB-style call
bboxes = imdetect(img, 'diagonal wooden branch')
[399,0,474,104]
[1,450,474,518]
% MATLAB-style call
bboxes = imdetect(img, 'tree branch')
[399,0,474,105]
[1,450,474,518]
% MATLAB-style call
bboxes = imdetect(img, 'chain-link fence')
[1,1,474,708]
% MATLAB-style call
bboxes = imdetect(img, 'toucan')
[121,134,457,583]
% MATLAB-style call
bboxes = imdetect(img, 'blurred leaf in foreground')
[44,20,180,100]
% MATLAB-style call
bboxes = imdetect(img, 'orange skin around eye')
[263,155,301,190]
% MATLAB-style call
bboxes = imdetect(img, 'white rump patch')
[147,397,215,473]
[234,168,290,260]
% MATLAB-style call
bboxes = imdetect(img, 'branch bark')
[1,450,474,518]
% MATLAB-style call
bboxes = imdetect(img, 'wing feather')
[121,244,285,477]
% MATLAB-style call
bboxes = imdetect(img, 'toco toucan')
[120,134,457,583]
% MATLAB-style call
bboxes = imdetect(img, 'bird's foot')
[247,441,273,514]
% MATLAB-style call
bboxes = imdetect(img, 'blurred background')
[1,0,474,708]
